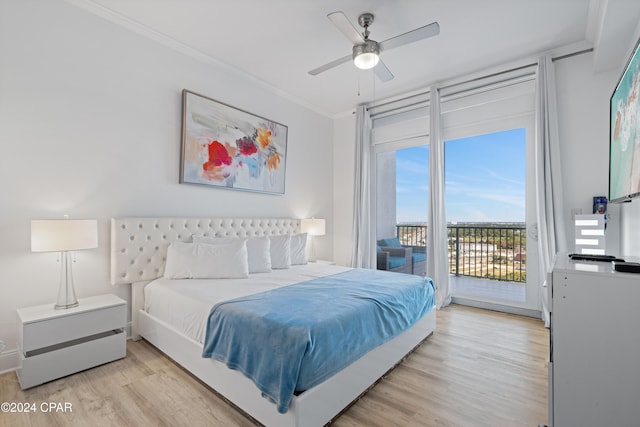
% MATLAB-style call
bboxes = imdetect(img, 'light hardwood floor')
[0,305,548,427]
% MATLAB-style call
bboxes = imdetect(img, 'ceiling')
[68,0,640,118]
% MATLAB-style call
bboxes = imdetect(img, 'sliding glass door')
[375,141,428,274]
[445,128,531,305]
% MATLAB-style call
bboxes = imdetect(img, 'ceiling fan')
[308,11,440,82]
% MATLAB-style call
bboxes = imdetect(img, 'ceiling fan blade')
[327,11,364,44]
[374,60,394,82]
[380,21,440,51]
[308,54,352,76]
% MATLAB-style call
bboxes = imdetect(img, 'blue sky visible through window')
[396,128,526,223]
[396,145,429,223]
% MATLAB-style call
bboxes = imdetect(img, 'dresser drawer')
[21,303,126,353]
[17,329,126,389]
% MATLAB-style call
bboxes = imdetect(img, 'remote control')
[568,253,625,262]
[612,261,640,273]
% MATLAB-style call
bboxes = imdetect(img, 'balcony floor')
[450,275,526,303]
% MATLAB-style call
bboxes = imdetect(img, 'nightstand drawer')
[21,304,126,353]
[17,329,126,389]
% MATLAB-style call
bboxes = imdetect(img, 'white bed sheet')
[144,263,351,344]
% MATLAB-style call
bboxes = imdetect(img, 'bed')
[111,217,436,427]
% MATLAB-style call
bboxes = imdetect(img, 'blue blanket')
[201,269,435,413]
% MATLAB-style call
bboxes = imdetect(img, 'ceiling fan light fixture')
[353,40,380,69]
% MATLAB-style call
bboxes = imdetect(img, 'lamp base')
[55,301,79,310]
[308,236,317,263]
[55,251,79,310]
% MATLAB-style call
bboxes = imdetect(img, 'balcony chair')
[376,245,412,274]
[377,238,427,276]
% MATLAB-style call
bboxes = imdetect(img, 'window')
[376,144,429,245]
[445,129,528,300]
[445,129,525,224]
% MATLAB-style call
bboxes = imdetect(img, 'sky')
[395,128,526,223]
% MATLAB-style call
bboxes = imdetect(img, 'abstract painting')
[180,90,288,194]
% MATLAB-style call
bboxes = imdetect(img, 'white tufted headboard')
[110,217,300,286]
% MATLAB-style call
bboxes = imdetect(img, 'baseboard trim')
[0,349,19,375]
[451,296,542,319]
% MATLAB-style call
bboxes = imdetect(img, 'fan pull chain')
[372,69,376,106]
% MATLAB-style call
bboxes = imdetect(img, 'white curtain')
[427,87,451,308]
[534,55,568,327]
[351,104,376,269]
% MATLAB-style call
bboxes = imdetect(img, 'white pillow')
[192,235,272,273]
[164,241,249,279]
[269,234,291,269]
[290,233,308,265]
[245,236,272,273]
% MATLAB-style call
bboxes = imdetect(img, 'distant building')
[459,243,496,253]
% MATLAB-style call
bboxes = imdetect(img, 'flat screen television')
[609,36,640,203]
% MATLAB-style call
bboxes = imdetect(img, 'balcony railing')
[395,223,526,283]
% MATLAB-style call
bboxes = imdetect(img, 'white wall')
[620,198,640,257]
[0,0,333,368]
[554,52,623,255]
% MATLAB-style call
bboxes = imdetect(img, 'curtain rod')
[441,48,594,93]
[367,47,594,112]
[551,47,594,62]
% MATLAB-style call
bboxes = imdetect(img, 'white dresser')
[16,294,127,389]
[549,256,640,426]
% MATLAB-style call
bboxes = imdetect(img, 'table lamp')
[300,218,326,262]
[31,219,98,309]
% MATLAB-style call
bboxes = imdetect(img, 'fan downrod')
[358,13,374,39]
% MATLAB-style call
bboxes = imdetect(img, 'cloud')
[484,168,525,187]
[396,158,428,176]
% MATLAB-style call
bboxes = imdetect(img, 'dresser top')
[17,294,126,324]
[554,253,640,279]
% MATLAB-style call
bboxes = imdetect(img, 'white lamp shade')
[352,41,380,70]
[31,219,98,252]
[354,52,380,69]
[300,218,326,236]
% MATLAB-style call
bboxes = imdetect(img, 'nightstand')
[16,294,127,389]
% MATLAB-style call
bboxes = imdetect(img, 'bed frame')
[111,217,436,427]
